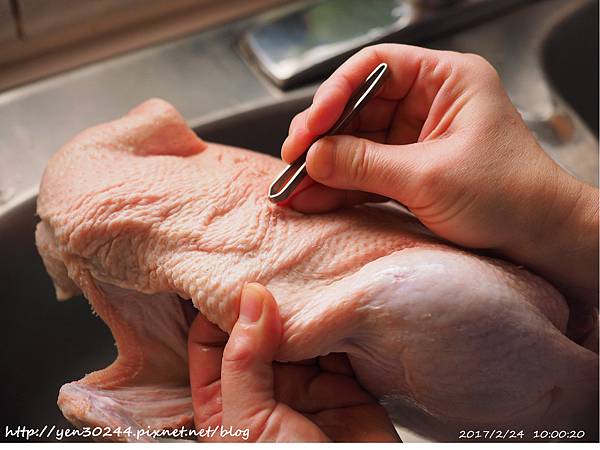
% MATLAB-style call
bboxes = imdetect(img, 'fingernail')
[239,284,263,323]
[307,139,334,180]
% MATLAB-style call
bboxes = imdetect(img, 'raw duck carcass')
[35,99,598,442]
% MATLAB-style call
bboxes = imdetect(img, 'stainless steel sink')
[1,197,115,442]
[0,0,597,443]
[542,0,598,136]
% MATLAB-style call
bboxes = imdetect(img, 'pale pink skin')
[35,99,598,442]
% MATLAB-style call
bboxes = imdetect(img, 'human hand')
[187,282,400,442]
[282,44,598,310]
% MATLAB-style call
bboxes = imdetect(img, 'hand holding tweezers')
[268,62,389,203]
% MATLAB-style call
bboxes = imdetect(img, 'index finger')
[282,44,451,163]
[188,312,228,431]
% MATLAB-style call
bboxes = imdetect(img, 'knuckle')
[344,138,371,185]
[463,52,489,69]
[222,353,252,375]
[463,53,500,83]
[222,333,254,368]
[354,44,389,66]
[355,45,377,60]
[288,112,303,134]
[361,42,394,55]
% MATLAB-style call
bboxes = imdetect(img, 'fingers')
[283,44,455,162]
[282,97,398,164]
[282,108,313,164]
[188,312,228,432]
[304,45,403,136]
[289,183,387,213]
[313,404,402,443]
[275,367,374,413]
[318,353,354,376]
[221,283,282,439]
[307,44,453,133]
[304,135,424,203]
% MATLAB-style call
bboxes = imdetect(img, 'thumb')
[221,283,281,441]
[305,135,422,201]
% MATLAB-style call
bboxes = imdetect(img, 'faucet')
[240,0,526,89]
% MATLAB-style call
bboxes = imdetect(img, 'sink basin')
[0,96,310,442]
[542,0,599,136]
[1,197,116,442]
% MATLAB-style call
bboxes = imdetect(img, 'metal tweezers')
[268,62,390,203]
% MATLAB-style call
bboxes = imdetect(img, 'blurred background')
[0,0,290,90]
